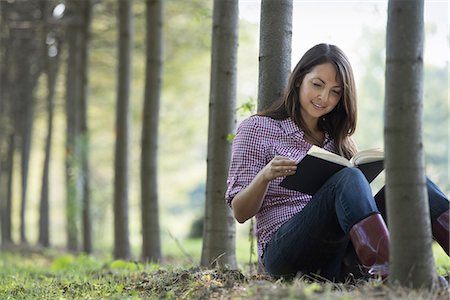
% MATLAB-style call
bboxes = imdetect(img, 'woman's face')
[299,62,342,128]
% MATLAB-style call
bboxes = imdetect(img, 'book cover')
[279,147,384,195]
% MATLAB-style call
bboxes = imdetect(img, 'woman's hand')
[260,156,297,182]
[231,156,297,223]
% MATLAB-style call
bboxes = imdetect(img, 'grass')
[0,242,448,299]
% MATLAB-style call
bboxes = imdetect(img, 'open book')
[280,145,384,195]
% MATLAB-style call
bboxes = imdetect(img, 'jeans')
[262,167,449,281]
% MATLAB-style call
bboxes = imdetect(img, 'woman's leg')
[263,167,380,281]
[374,178,449,255]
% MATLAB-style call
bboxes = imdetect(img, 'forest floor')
[0,245,449,299]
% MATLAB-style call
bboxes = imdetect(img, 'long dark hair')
[259,43,357,159]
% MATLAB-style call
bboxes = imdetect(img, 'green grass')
[0,242,448,299]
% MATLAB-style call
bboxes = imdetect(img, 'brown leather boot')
[432,209,449,256]
[350,213,390,278]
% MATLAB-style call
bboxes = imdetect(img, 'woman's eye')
[332,90,341,95]
[312,82,321,87]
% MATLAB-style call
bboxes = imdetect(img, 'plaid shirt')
[225,115,336,259]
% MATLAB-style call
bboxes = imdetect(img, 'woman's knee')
[337,167,368,188]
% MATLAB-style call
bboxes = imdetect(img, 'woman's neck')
[304,126,324,146]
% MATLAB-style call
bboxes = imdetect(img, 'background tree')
[79,0,93,255]
[141,0,163,262]
[38,0,64,248]
[0,0,46,245]
[201,0,239,268]
[114,0,133,259]
[64,0,92,252]
[0,0,15,247]
[384,0,436,288]
[257,0,292,112]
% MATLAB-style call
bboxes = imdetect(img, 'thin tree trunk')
[114,0,133,260]
[257,0,292,112]
[385,0,436,288]
[1,134,14,246]
[200,0,239,268]
[0,1,14,247]
[38,56,57,247]
[141,0,163,262]
[38,26,62,248]
[65,0,84,252]
[18,37,35,245]
[79,0,93,254]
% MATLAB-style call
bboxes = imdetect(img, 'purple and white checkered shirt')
[225,115,336,259]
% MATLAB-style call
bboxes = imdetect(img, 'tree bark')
[38,13,62,248]
[0,0,14,247]
[64,0,92,252]
[201,0,239,268]
[385,0,436,288]
[257,0,292,112]
[79,0,93,255]
[0,134,14,247]
[114,0,133,260]
[141,0,163,262]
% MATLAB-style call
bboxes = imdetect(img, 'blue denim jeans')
[262,167,449,281]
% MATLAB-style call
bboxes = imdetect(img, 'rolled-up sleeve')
[225,117,267,207]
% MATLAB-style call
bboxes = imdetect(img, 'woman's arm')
[231,156,297,223]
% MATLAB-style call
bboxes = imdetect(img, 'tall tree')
[141,0,163,262]
[384,0,436,288]
[257,0,292,112]
[64,0,92,252]
[114,0,133,259]
[0,0,14,247]
[201,0,239,268]
[38,1,63,248]
[79,0,93,254]
[0,134,14,247]
[254,0,292,272]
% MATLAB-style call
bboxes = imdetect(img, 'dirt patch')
[124,267,270,298]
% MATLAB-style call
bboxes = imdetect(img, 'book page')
[307,145,352,167]
[350,148,384,165]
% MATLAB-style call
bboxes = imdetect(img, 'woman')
[225,43,449,282]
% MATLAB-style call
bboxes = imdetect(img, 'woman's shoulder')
[238,115,282,131]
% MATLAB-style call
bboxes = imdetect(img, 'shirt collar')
[280,117,332,144]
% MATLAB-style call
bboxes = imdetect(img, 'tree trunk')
[79,0,93,255]
[64,0,89,252]
[38,42,58,248]
[114,0,133,260]
[200,0,238,268]
[141,0,163,262]
[385,0,436,288]
[38,4,63,247]
[257,0,292,112]
[0,135,14,247]
[254,0,292,272]
[0,0,14,247]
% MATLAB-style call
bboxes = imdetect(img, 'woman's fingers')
[264,156,297,180]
